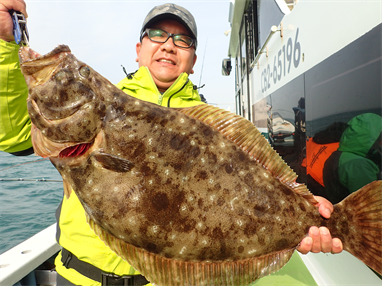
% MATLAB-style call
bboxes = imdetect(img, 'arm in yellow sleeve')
[0,39,33,155]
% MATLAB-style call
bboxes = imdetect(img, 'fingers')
[0,9,15,42]
[318,203,332,218]
[296,236,313,254]
[317,227,332,253]
[0,0,27,16]
[314,196,334,219]
[0,0,27,42]
[331,238,343,254]
[307,226,320,253]
[17,0,28,18]
[297,198,342,255]
[297,226,343,254]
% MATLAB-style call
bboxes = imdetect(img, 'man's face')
[136,19,197,92]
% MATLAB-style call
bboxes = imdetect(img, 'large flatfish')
[19,45,382,285]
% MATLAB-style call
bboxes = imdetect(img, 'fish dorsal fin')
[179,104,317,204]
[88,216,295,286]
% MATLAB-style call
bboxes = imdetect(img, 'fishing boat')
[1,0,381,285]
[221,0,382,284]
[0,224,59,286]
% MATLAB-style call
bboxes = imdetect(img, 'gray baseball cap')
[141,3,197,48]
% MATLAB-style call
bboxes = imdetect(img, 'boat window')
[245,15,254,66]
[235,91,242,115]
[240,31,246,77]
[235,56,240,92]
[235,58,242,116]
[236,42,242,80]
[257,0,285,48]
[245,0,259,66]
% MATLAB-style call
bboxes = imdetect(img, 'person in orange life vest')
[323,113,382,204]
[301,121,348,198]
[302,138,339,187]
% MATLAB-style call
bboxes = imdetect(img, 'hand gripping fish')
[19,45,382,285]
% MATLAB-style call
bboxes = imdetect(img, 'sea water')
[0,151,62,254]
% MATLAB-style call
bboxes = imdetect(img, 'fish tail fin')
[330,180,382,275]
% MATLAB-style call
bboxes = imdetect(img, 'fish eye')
[79,66,90,78]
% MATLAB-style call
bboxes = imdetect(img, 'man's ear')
[135,42,142,62]
[190,54,197,74]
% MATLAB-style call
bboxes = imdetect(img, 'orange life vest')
[302,138,339,187]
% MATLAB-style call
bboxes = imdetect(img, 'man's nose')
[160,36,177,53]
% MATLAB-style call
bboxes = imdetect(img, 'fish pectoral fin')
[92,152,134,172]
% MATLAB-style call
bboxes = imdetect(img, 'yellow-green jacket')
[0,39,202,285]
[0,40,32,154]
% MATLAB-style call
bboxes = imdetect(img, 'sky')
[24,0,236,110]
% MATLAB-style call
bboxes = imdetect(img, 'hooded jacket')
[116,66,202,108]
[323,113,382,204]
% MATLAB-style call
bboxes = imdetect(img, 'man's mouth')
[158,59,175,65]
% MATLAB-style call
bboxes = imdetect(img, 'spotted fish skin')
[19,45,382,285]
[65,97,321,262]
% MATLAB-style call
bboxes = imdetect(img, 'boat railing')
[0,224,60,286]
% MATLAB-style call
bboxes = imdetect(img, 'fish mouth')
[20,45,103,165]
[32,122,105,166]
[29,98,103,161]
[19,45,71,86]
[58,143,93,158]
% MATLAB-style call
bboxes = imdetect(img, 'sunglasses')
[141,28,196,49]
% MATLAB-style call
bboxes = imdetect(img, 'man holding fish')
[0,0,346,285]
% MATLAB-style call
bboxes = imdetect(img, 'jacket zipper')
[167,79,189,107]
